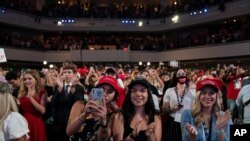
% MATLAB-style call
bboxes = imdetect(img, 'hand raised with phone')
[83,88,107,121]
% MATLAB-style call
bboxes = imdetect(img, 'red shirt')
[226,75,242,100]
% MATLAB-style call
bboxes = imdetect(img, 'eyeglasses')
[200,90,216,96]
[177,73,186,77]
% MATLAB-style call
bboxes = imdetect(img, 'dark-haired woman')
[66,76,121,141]
[162,68,195,141]
[99,77,162,141]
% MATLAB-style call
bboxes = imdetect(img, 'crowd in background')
[0,61,250,140]
[0,18,248,51]
[0,0,231,19]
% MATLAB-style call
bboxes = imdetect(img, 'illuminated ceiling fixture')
[49,64,54,69]
[138,21,143,27]
[57,21,62,26]
[43,61,47,65]
[172,15,179,23]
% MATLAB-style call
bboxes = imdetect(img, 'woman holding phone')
[66,76,120,141]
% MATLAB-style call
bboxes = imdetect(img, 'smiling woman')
[181,78,232,141]
[18,70,48,141]
[100,77,162,141]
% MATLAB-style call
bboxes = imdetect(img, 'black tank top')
[123,117,154,141]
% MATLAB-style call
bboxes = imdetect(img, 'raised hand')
[71,75,79,86]
[216,110,231,130]
[82,100,99,116]
[55,74,63,88]
[186,122,198,136]
[27,85,35,97]
[133,120,143,137]
[145,122,156,138]
[171,104,183,112]
[93,98,108,123]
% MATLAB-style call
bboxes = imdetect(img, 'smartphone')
[178,104,184,108]
[91,88,104,105]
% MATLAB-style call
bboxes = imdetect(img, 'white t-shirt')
[0,112,29,141]
[163,87,194,120]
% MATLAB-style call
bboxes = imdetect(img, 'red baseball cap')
[97,76,119,93]
[196,78,222,92]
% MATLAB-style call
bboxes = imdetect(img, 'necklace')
[174,87,187,106]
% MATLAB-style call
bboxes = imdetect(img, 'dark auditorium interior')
[0,0,249,69]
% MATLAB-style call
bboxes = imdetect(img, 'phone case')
[91,88,104,105]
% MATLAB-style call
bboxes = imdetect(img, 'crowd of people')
[0,61,250,141]
[0,18,248,51]
[0,0,231,19]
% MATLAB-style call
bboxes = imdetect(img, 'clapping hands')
[186,122,198,141]
[145,122,156,140]
[216,110,231,130]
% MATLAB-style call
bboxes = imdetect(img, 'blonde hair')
[18,70,43,98]
[0,90,18,131]
[191,91,222,127]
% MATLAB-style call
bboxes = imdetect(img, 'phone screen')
[91,88,104,105]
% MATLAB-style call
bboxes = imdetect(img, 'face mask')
[178,77,186,84]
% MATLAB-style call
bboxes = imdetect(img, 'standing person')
[38,71,56,141]
[181,78,232,141]
[51,63,85,141]
[104,77,162,141]
[236,84,250,123]
[5,71,21,98]
[0,81,29,141]
[18,70,47,141]
[162,68,195,141]
[104,66,126,108]
[66,76,120,141]
[224,67,243,121]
